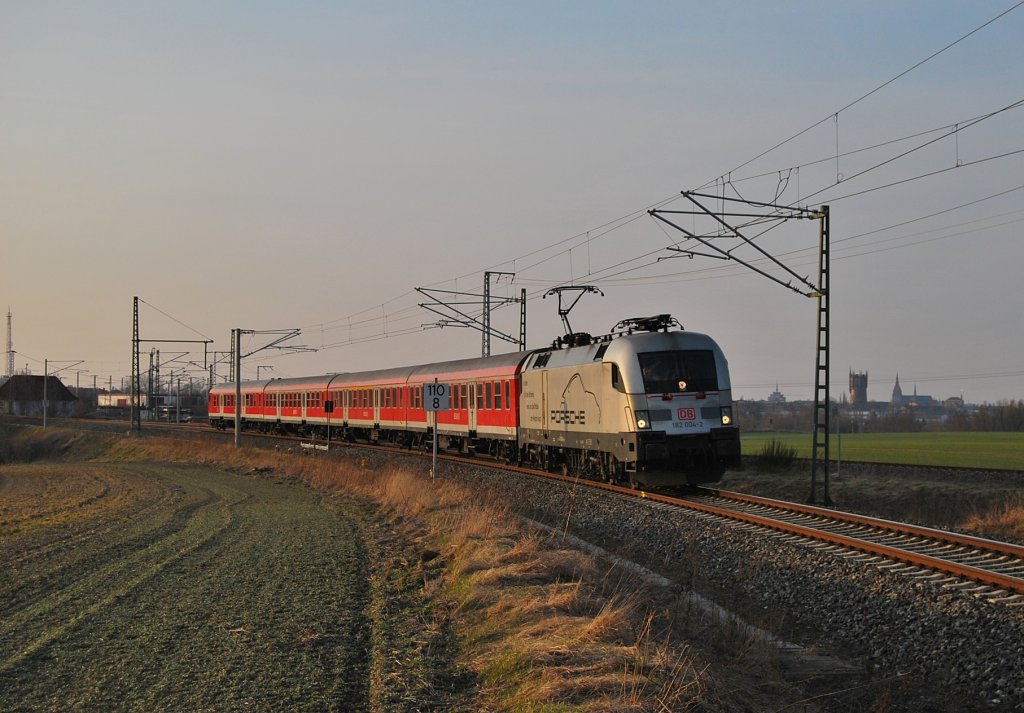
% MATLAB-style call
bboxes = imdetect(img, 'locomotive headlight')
[720,406,733,426]
[635,410,651,429]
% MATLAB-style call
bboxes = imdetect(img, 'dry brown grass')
[959,494,1024,542]
[444,513,710,711]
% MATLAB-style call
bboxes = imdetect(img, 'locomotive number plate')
[677,407,696,420]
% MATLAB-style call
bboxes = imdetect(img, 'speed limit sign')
[423,380,450,412]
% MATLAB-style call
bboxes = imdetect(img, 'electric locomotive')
[518,315,739,485]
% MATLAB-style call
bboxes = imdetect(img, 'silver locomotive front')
[519,324,740,486]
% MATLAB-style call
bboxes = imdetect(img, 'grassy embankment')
[1,426,744,711]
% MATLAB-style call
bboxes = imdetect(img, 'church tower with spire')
[891,373,904,406]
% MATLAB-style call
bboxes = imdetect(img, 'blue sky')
[2,1,1022,403]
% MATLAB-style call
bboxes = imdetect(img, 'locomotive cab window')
[611,363,625,393]
[637,350,718,394]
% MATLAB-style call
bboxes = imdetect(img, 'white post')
[234,329,242,448]
[431,408,438,480]
[836,406,842,476]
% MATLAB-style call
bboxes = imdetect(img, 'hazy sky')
[3,1,1022,403]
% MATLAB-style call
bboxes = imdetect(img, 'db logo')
[677,407,696,420]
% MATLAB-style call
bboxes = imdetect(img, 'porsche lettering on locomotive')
[209,315,740,487]
[550,409,586,425]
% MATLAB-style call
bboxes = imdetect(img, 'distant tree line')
[737,401,813,432]
[737,399,1024,433]
[942,400,1024,432]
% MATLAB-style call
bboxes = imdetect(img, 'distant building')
[0,374,78,417]
[767,384,786,404]
[849,370,868,405]
[891,374,935,411]
[98,390,134,408]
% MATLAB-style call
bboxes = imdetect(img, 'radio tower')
[6,308,13,378]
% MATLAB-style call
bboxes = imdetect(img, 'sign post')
[325,398,334,448]
[422,378,451,480]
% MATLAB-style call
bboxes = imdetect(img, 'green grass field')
[741,431,1024,470]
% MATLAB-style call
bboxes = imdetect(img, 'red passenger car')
[209,352,528,460]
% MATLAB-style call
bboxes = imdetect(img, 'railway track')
[10,417,1024,603]
[685,489,1024,604]
[487,461,1024,604]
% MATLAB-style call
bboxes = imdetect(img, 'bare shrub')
[757,439,798,473]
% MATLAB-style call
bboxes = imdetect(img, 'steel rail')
[614,481,1024,594]
[786,457,1023,476]
[704,488,1024,560]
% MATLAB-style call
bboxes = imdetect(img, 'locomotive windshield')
[638,350,718,394]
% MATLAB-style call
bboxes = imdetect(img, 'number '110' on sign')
[423,381,451,412]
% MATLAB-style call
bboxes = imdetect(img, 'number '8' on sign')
[423,382,451,412]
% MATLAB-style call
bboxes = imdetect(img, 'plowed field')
[0,462,382,711]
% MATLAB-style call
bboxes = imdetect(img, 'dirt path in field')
[0,462,410,712]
